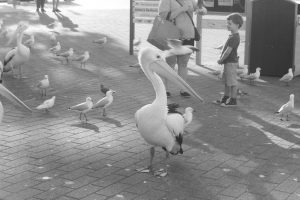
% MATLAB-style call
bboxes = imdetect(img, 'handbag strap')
[175,0,196,27]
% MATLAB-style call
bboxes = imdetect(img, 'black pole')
[129,0,135,55]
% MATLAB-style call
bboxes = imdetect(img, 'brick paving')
[0,1,300,200]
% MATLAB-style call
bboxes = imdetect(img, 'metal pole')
[129,0,135,55]
[196,0,203,66]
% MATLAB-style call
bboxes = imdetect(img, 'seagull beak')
[0,84,32,112]
[151,60,204,102]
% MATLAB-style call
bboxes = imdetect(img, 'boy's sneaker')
[221,98,237,107]
[213,95,229,104]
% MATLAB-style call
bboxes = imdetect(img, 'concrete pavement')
[0,1,300,200]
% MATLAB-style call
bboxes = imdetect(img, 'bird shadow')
[37,12,56,28]
[54,12,78,32]
[70,122,100,133]
[34,110,59,118]
[97,116,123,127]
[288,124,300,129]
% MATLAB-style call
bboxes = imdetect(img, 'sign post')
[196,0,203,66]
[129,0,135,55]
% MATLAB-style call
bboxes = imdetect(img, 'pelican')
[68,97,93,122]
[0,83,32,123]
[275,94,294,121]
[36,96,56,112]
[135,48,203,171]
[72,51,90,69]
[37,75,49,97]
[92,90,115,117]
[3,22,30,78]
[279,68,293,86]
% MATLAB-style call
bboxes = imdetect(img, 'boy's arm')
[217,47,232,64]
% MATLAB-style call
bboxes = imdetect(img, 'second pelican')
[135,48,203,171]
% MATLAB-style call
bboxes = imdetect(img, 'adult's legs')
[36,0,41,10]
[177,53,191,95]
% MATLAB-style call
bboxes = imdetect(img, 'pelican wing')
[92,97,109,109]
[0,84,32,112]
[4,48,16,66]
[69,102,89,112]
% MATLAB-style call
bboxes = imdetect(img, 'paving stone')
[66,184,101,199]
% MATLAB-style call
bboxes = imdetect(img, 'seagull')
[36,96,56,112]
[244,67,261,85]
[236,88,248,99]
[135,48,203,171]
[49,32,58,45]
[93,36,107,45]
[183,107,194,127]
[100,84,109,95]
[275,94,294,121]
[68,97,93,122]
[56,48,73,64]
[3,22,30,78]
[37,75,49,97]
[208,69,222,79]
[23,34,35,49]
[279,68,293,86]
[49,41,61,53]
[92,90,115,117]
[164,39,199,57]
[72,51,90,69]
[0,101,3,123]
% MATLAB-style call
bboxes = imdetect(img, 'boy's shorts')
[222,62,238,86]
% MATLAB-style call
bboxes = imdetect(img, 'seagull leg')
[102,108,106,117]
[280,114,283,121]
[79,113,82,121]
[148,146,155,173]
[286,114,289,121]
[84,114,88,122]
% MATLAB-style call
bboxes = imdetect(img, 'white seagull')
[49,31,59,45]
[183,107,194,127]
[275,94,294,121]
[23,34,35,49]
[237,65,249,80]
[56,48,73,64]
[135,48,203,171]
[37,75,50,97]
[92,90,115,117]
[3,22,30,78]
[36,96,56,112]
[208,69,222,79]
[279,68,293,86]
[244,67,261,85]
[93,36,107,45]
[72,51,90,69]
[49,41,61,53]
[164,39,199,58]
[68,97,93,122]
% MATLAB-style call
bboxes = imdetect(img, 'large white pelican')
[3,22,30,79]
[135,48,204,171]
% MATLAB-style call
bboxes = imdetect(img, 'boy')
[215,13,243,107]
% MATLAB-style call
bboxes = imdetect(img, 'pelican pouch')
[147,12,181,51]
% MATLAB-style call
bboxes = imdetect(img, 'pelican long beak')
[151,60,204,102]
[0,84,32,112]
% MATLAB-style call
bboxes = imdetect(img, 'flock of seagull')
[0,18,297,175]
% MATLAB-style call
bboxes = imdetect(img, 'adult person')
[36,0,46,12]
[53,0,60,12]
[158,0,206,97]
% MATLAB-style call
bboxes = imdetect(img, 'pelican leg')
[148,146,155,172]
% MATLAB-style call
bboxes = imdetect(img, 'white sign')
[134,18,154,24]
[218,0,233,6]
[203,0,214,7]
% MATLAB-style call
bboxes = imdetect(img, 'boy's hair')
[227,13,243,28]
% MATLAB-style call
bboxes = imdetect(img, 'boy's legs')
[222,63,238,106]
